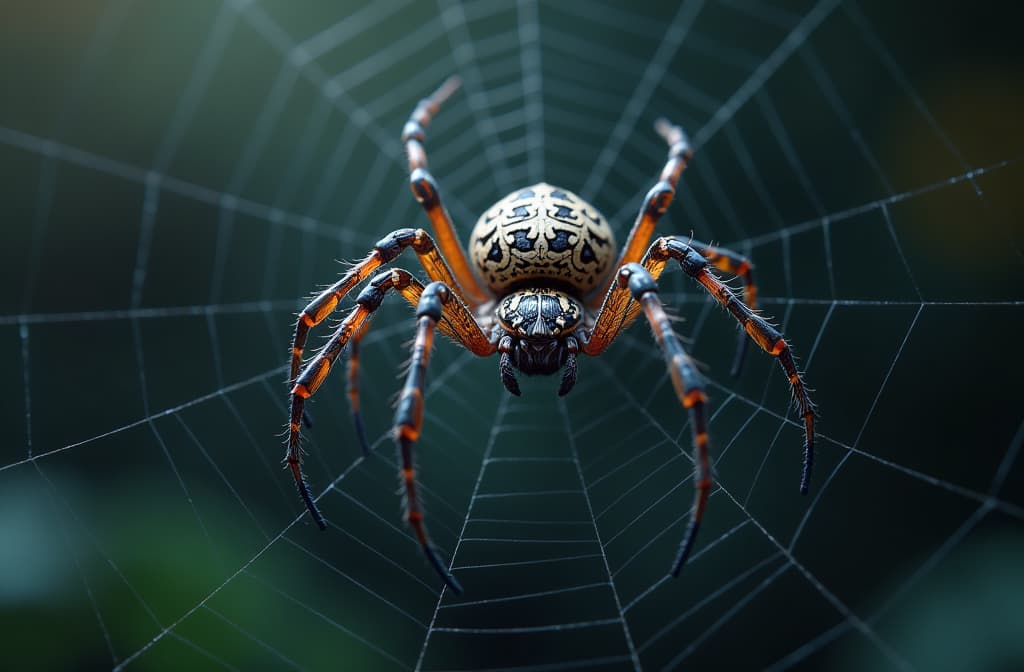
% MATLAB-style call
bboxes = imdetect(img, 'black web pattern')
[2,1,1022,670]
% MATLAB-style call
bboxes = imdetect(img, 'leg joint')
[417,282,449,320]
[395,399,421,436]
[643,180,675,216]
[411,99,435,127]
[375,228,418,263]
[670,140,693,161]
[646,237,674,263]
[683,387,708,408]
[618,263,658,298]
[355,282,386,311]
[389,268,414,289]
[409,168,440,208]
[768,332,788,355]
[670,241,709,277]
[402,121,425,143]
[412,228,436,254]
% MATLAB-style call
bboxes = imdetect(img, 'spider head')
[496,288,582,342]
[496,288,582,395]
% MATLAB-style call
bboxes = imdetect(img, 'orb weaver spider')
[284,77,816,593]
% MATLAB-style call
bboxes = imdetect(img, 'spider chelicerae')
[284,77,816,594]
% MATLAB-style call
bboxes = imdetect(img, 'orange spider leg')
[290,228,476,388]
[585,256,667,357]
[395,282,465,593]
[589,117,693,309]
[652,238,815,493]
[689,241,758,376]
[404,76,491,306]
[593,239,758,374]
[585,237,814,498]
[346,320,372,456]
[287,269,493,535]
[345,271,496,458]
[287,270,419,527]
[617,263,711,575]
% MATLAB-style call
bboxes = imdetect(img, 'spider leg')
[617,264,711,575]
[497,335,521,396]
[404,76,491,306]
[287,269,494,531]
[395,281,464,593]
[605,240,758,376]
[346,320,372,457]
[640,240,814,482]
[290,227,488,388]
[346,272,497,457]
[588,117,692,308]
[287,270,423,528]
[657,238,814,493]
[585,238,815,495]
[557,337,579,397]
[687,242,757,377]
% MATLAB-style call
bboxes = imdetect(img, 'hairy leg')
[403,77,491,306]
[617,263,712,574]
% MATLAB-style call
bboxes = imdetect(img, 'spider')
[284,77,815,594]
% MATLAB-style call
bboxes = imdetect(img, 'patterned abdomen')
[469,183,616,295]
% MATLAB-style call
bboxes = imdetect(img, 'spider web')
[2,0,1023,670]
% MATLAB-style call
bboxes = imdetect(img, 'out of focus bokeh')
[1,1,1022,670]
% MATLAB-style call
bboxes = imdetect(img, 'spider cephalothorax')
[283,77,817,594]
[494,287,583,395]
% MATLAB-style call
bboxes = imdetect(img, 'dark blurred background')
[1,1,1022,670]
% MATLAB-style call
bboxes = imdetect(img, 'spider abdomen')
[469,182,616,295]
